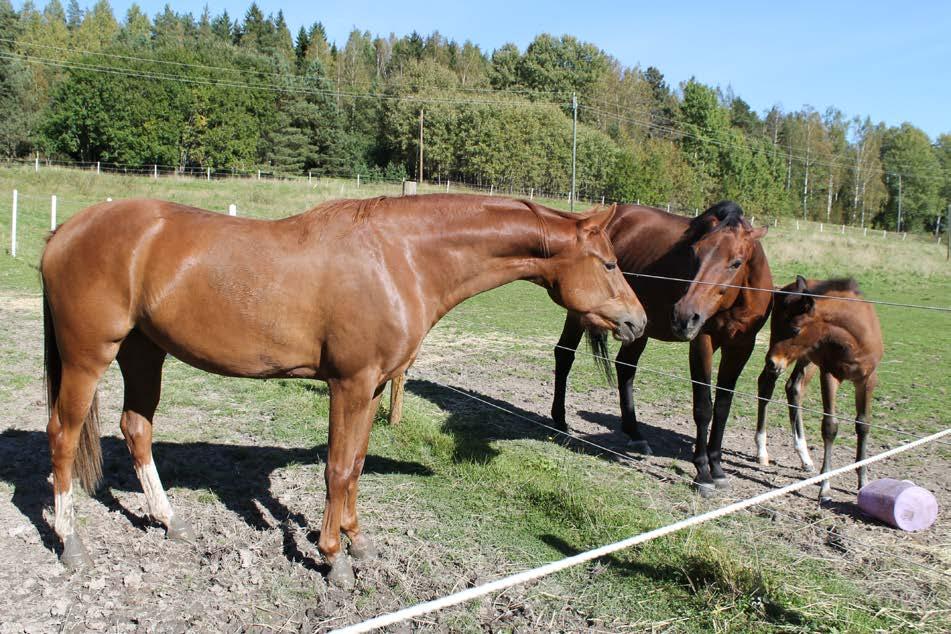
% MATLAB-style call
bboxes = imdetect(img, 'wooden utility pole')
[570,93,578,211]
[897,174,903,232]
[947,203,950,260]
[418,108,424,184]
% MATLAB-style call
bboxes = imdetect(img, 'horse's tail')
[585,330,615,384]
[43,279,102,493]
[388,373,406,425]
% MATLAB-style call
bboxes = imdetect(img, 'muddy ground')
[1,296,948,633]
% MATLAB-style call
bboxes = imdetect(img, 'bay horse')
[40,194,646,586]
[754,276,883,502]
[550,201,772,495]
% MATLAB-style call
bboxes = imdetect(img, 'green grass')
[1,165,948,631]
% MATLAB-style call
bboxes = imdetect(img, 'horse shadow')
[404,379,694,466]
[0,428,431,571]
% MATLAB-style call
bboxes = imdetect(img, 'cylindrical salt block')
[857,478,938,532]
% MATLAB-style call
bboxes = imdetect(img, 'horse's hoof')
[627,440,653,456]
[693,481,717,498]
[166,516,195,542]
[327,556,355,589]
[713,477,731,491]
[818,494,833,506]
[756,455,770,466]
[61,534,93,570]
[802,464,817,473]
[349,535,378,561]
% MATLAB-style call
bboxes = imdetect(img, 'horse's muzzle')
[613,313,646,344]
[671,310,704,341]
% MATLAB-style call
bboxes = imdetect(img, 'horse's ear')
[795,275,807,292]
[748,225,767,241]
[579,203,616,233]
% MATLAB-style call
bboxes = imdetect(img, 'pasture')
[0,166,948,632]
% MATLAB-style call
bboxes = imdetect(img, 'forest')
[0,0,949,229]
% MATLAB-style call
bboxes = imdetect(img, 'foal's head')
[543,204,646,344]
[671,201,767,341]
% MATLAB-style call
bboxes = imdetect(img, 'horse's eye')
[729,259,742,269]
[604,262,617,271]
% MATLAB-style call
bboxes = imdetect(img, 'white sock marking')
[54,487,75,538]
[136,461,174,525]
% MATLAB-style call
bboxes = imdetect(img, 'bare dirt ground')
[1,296,948,633]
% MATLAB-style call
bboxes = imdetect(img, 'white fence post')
[601,195,605,205]
[864,227,868,237]
[841,224,845,234]
[529,188,534,200]
[490,184,494,196]
[356,174,361,188]
[257,170,261,180]
[96,161,100,175]
[883,230,887,238]
[796,220,800,231]
[153,164,158,179]
[820,223,823,232]
[446,180,450,193]
[309,170,312,186]
[206,167,211,181]
[34,155,39,172]
[751,215,755,225]
[51,195,57,230]
[228,204,237,217]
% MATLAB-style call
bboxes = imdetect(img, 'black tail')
[585,330,615,384]
[43,280,102,493]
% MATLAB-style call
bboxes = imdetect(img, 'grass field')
[0,166,948,632]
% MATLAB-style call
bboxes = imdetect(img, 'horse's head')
[764,275,818,371]
[671,202,767,341]
[544,204,646,344]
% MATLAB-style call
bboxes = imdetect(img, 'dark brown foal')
[755,276,883,501]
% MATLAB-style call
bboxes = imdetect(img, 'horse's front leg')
[688,335,715,497]
[707,338,756,491]
[785,359,818,472]
[551,313,584,431]
[617,335,650,453]
[320,375,380,588]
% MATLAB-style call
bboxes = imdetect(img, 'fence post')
[257,170,261,181]
[864,227,867,237]
[34,155,39,172]
[796,220,800,231]
[206,167,211,181]
[751,215,755,225]
[529,188,533,200]
[10,190,17,257]
[357,174,361,188]
[96,161,100,175]
[446,180,450,193]
[841,224,844,234]
[666,202,670,212]
[51,195,57,230]
[228,204,237,217]
[882,230,886,238]
[490,184,494,196]
[820,223,823,233]
[153,164,158,179]
[308,170,312,186]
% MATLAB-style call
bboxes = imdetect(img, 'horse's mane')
[808,278,862,297]
[682,200,750,243]
[309,196,387,224]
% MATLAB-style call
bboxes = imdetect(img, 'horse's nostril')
[689,313,701,325]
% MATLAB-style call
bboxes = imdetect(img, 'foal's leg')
[616,335,650,453]
[688,334,716,496]
[785,360,818,472]
[116,331,192,540]
[551,314,584,431]
[818,370,841,502]
[853,371,877,491]
[320,375,378,587]
[342,389,384,561]
[755,359,783,465]
[707,338,757,490]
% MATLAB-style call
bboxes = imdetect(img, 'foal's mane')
[682,200,750,243]
[807,278,862,297]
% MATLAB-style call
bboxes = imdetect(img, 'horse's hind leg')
[818,370,840,503]
[48,359,114,568]
[785,360,818,472]
[116,331,192,541]
[853,371,877,491]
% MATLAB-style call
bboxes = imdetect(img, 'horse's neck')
[425,208,568,321]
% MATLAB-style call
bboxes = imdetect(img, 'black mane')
[683,200,749,242]
[810,278,862,296]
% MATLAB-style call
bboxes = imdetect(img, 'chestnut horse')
[550,202,772,495]
[41,194,646,586]
[754,276,883,502]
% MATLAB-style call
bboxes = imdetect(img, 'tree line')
[1,0,949,230]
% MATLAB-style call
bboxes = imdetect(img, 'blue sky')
[19,1,950,139]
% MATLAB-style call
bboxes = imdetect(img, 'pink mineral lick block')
[857,478,939,532]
